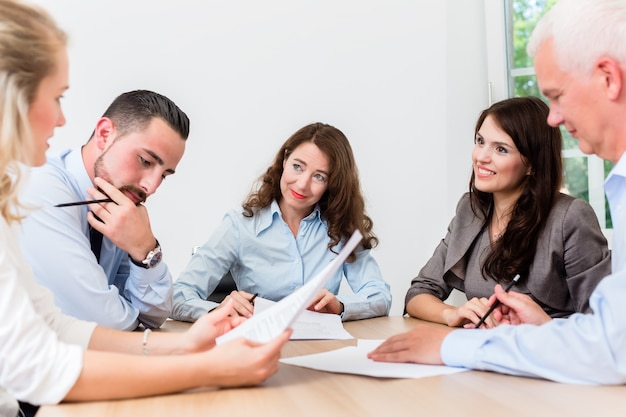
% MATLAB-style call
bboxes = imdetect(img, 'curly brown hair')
[242,122,378,262]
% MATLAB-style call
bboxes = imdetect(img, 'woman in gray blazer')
[405,96,611,328]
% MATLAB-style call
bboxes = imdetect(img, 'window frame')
[483,0,611,239]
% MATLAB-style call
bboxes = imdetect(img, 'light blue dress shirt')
[171,201,391,322]
[18,149,173,330]
[605,158,626,274]
[441,153,626,384]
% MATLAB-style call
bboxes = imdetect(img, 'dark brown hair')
[470,96,563,283]
[89,89,190,142]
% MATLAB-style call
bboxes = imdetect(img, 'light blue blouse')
[171,200,391,322]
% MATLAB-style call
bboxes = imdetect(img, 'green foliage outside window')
[509,0,612,228]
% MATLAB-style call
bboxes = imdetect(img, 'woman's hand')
[182,299,247,353]
[219,290,258,318]
[307,288,344,315]
[201,329,292,387]
[443,297,496,328]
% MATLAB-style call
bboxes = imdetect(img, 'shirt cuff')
[171,298,218,322]
[441,328,489,368]
[129,261,168,284]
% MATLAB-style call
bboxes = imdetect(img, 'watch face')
[148,250,163,268]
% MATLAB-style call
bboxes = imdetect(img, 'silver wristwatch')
[130,240,162,269]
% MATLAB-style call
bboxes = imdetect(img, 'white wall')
[32,0,488,315]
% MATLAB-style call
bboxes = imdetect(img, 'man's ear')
[596,57,624,101]
[92,117,116,150]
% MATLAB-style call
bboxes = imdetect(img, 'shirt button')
[294,259,300,264]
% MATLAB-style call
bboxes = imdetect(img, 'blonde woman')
[0,1,289,415]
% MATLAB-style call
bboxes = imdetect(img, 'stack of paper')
[281,339,468,379]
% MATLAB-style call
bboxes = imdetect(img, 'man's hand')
[491,284,552,326]
[367,322,452,365]
[86,177,156,262]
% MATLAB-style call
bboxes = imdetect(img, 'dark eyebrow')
[145,149,176,175]
[475,135,515,150]
[493,141,514,149]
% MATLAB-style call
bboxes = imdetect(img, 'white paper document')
[280,339,468,379]
[216,230,363,344]
[253,297,353,340]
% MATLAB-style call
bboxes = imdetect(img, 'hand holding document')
[280,339,468,379]
[216,230,363,344]
[253,297,353,340]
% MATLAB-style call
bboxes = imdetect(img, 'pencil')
[474,274,521,329]
[249,293,259,305]
[55,198,114,207]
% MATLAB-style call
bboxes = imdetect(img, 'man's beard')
[94,153,147,205]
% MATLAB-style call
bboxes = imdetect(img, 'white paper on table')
[253,297,353,340]
[216,230,363,344]
[280,339,468,379]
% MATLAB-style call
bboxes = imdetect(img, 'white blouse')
[0,217,96,405]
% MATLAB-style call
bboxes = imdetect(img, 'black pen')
[474,274,521,329]
[55,198,113,207]
[249,293,259,305]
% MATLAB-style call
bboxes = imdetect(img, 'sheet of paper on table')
[253,297,353,340]
[280,339,468,379]
[216,230,363,344]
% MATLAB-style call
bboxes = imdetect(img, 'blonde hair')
[0,0,66,223]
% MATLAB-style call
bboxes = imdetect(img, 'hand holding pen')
[249,293,259,306]
[491,281,552,326]
[474,274,521,329]
[222,291,259,318]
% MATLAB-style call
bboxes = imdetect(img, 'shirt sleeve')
[171,213,238,322]
[19,166,171,330]
[441,270,626,384]
[1,222,95,405]
[337,248,392,321]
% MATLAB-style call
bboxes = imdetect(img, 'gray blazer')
[405,193,611,316]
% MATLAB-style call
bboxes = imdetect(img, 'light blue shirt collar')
[64,147,93,201]
[254,199,322,235]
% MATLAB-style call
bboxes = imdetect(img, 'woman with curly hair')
[172,122,391,322]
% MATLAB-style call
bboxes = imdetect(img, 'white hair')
[528,0,626,75]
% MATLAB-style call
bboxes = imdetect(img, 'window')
[485,0,613,231]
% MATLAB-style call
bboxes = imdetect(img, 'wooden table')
[38,316,626,417]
